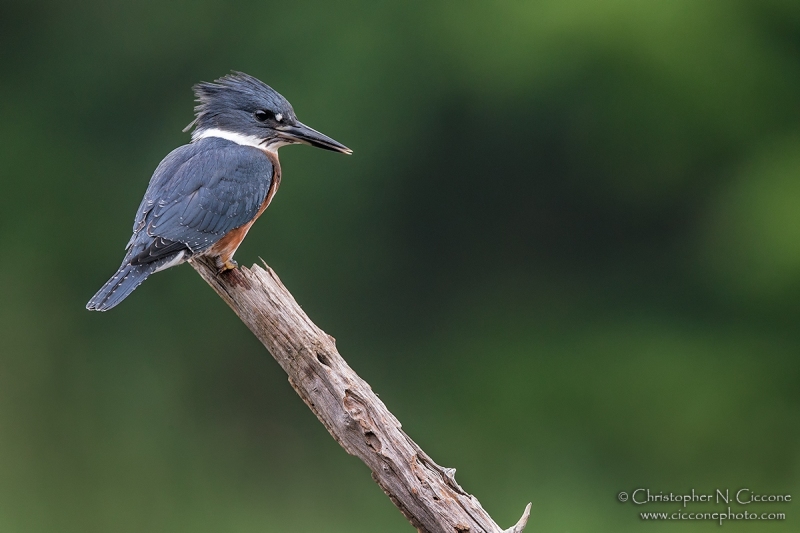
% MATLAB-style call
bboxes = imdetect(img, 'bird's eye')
[254,110,273,122]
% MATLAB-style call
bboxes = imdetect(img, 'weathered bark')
[190,256,530,533]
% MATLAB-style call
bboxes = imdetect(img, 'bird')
[86,72,351,311]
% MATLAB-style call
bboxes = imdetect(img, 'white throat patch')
[262,139,292,153]
[192,128,266,150]
[193,128,293,154]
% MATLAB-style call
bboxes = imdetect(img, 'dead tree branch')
[190,256,530,533]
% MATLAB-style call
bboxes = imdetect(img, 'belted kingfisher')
[86,72,351,311]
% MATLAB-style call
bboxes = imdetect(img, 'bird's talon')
[217,259,238,273]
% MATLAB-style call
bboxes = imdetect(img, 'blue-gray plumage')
[87,72,351,311]
[131,137,273,257]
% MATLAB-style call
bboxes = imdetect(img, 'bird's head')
[185,72,351,155]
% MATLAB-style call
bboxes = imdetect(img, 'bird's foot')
[215,258,238,274]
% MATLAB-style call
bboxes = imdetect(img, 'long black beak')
[278,121,352,154]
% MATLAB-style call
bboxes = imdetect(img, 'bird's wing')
[127,137,273,264]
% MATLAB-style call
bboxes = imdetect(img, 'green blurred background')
[2,1,799,531]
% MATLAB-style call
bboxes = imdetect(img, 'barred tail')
[86,261,157,311]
